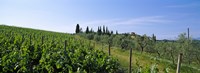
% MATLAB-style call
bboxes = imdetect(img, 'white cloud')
[81,16,172,26]
[114,16,172,25]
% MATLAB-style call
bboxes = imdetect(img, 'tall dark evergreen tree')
[97,26,100,35]
[106,27,109,35]
[116,30,118,35]
[111,31,113,35]
[97,27,99,32]
[100,26,102,35]
[152,34,156,42]
[90,28,94,33]
[86,26,89,34]
[75,24,80,33]
[103,25,105,34]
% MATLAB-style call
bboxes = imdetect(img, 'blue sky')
[0,0,200,39]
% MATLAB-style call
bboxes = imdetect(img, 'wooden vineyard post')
[108,43,111,56]
[42,36,44,45]
[64,40,67,54]
[94,43,96,49]
[176,53,183,73]
[22,34,24,43]
[108,37,112,56]
[102,42,103,50]
[30,35,32,45]
[187,28,191,65]
[64,40,67,49]
[89,41,91,47]
[188,28,189,41]
[52,36,55,43]
[129,48,132,73]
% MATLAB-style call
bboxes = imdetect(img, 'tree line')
[75,24,115,35]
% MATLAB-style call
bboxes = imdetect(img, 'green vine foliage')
[0,25,120,73]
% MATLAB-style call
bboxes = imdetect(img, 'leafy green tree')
[177,33,193,64]
[112,34,122,47]
[94,34,101,41]
[192,40,200,64]
[177,33,188,53]
[121,39,129,50]
[145,34,157,53]
[154,41,164,57]
[87,33,94,40]
[136,34,149,53]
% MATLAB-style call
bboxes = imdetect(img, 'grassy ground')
[94,44,174,73]
[91,41,200,73]
[74,35,200,73]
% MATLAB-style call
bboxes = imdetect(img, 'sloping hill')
[0,25,120,72]
[75,35,200,73]
[1,25,199,73]
[95,44,200,73]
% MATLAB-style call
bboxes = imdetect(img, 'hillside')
[0,25,120,72]
[76,25,200,73]
[1,25,200,73]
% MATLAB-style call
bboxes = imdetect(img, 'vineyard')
[1,25,200,73]
[1,0,200,72]
[0,25,120,72]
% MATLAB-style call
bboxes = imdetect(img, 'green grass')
[90,41,200,73]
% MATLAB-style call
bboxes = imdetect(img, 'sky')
[0,0,200,40]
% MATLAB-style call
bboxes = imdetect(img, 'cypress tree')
[97,26,100,35]
[75,24,80,33]
[103,25,105,34]
[116,30,118,35]
[100,26,102,35]
[106,27,109,35]
[90,28,93,33]
[86,26,89,34]
[111,31,113,34]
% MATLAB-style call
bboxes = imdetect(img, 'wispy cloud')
[81,16,172,26]
[114,16,172,25]
[166,3,200,8]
